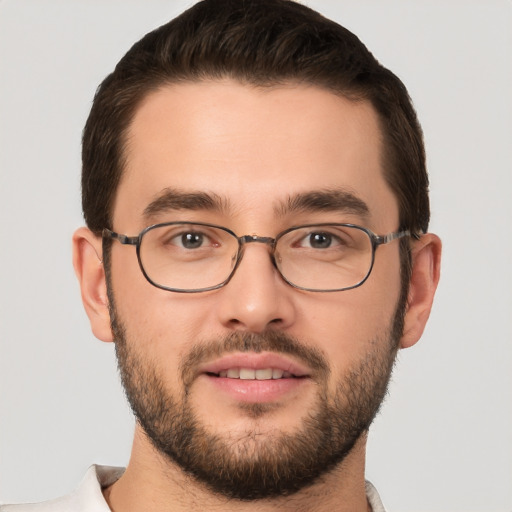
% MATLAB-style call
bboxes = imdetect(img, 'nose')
[215,242,297,333]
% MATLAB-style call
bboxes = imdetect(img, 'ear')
[72,227,113,343]
[400,233,442,349]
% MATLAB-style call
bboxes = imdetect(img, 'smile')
[199,352,311,383]
[211,368,298,380]
[197,353,313,402]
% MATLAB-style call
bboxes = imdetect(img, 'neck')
[103,427,371,512]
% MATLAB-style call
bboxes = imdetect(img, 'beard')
[109,292,405,501]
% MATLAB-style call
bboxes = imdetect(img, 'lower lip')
[200,374,309,403]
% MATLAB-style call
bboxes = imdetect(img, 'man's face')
[108,81,404,498]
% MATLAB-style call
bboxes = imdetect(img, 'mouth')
[199,352,311,381]
[196,352,312,404]
[207,367,305,380]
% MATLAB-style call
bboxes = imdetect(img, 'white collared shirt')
[1,465,387,511]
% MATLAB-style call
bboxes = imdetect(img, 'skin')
[73,80,441,512]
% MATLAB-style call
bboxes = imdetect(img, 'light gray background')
[1,1,511,510]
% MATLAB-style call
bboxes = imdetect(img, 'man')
[1,0,441,510]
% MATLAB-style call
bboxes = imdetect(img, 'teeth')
[240,368,255,380]
[256,368,272,380]
[272,368,284,379]
[227,368,240,378]
[218,367,293,380]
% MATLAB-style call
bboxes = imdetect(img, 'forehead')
[115,80,398,231]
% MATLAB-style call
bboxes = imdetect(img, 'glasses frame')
[103,222,414,293]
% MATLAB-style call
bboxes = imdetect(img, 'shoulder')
[365,480,387,512]
[0,465,125,512]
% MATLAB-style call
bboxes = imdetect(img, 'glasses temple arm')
[377,229,423,245]
[102,228,139,245]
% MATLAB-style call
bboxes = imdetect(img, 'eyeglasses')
[103,222,412,293]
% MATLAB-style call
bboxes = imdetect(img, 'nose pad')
[272,248,282,267]
[226,237,280,285]
[215,243,295,333]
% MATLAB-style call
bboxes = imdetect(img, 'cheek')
[298,254,402,374]
[110,249,220,361]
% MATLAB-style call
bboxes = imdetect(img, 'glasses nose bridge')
[239,234,276,248]
[235,234,279,271]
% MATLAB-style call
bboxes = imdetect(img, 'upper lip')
[198,352,311,378]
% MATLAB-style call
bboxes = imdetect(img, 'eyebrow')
[276,189,370,218]
[143,188,229,220]
[142,187,369,222]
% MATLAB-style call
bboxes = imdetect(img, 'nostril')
[227,316,283,333]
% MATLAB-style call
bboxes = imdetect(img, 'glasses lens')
[276,225,373,291]
[139,223,239,291]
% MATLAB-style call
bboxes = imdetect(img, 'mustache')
[180,330,330,387]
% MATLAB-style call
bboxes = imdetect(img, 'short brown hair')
[82,0,429,239]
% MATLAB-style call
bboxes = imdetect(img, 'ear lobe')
[72,227,113,343]
[400,233,442,349]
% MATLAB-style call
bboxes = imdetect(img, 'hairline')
[112,76,378,231]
